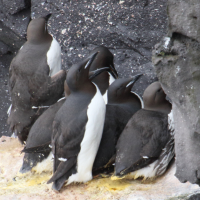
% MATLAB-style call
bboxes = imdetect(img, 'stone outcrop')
[152,0,200,185]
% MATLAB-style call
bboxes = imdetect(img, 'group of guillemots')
[7,14,175,191]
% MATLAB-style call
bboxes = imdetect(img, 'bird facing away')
[47,52,106,191]
[112,81,174,180]
[64,46,118,103]
[92,74,143,175]
[7,14,65,144]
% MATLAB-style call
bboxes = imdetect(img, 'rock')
[167,0,200,43]
[0,52,13,137]
[0,21,26,52]
[2,0,31,15]
[0,0,31,39]
[152,0,200,185]
[0,41,10,55]
[0,136,199,199]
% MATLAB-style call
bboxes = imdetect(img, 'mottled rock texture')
[152,0,200,185]
[0,0,167,137]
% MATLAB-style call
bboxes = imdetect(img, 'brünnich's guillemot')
[7,14,65,144]
[112,81,174,180]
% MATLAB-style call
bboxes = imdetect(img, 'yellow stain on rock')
[0,171,51,194]
[87,177,131,192]
[26,173,51,186]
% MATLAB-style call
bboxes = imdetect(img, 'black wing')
[48,109,88,184]
[115,109,170,176]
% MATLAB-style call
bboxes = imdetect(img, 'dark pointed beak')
[44,13,52,21]
[84,52,98,69]
[89,67,110,80]
[109,64,118,79]
[126,73,143,88]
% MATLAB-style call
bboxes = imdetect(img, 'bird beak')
[44,13,52,21]
[89,67,110,80]
[109,64,118,79]
[126,73,143,88]
[84,52,98,69]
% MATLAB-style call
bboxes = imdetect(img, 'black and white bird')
[20,67,112,174]
[47,52,106,191]
[7,14,65,143]
[19,46,117,173]
[64,46,118,102]
[112,81,174,180]
[92,75,143,175]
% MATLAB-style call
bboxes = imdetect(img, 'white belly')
[32,152,53,174]
[67,84,106,184]
[102,73,115,104]
[47,37,61,76]
[128,160,158,180]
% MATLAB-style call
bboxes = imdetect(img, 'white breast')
[102,73,115,104]
[131,91,144,108]
[67,84,106,184]
[47,37,61,77]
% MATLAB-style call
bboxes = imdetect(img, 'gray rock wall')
[153,0,200,185]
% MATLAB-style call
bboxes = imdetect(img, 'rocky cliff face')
[0,0,167,136]
[152,0,200,185]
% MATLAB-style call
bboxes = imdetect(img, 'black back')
[7,15,65,143]
[107,77,142,113]
[114,82,172,177]
[48,53,99,190]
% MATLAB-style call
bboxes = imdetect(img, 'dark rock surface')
[0,18,26,137]
[153,0,200,185]
[2,0,31,15]
[0,53,13,137]
[0,0,168,137]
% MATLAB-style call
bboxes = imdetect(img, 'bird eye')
[157,88,162,92]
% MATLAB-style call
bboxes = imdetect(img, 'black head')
[143,81,172,114]
[27,14,52,43]
[89,46,118,78]
[108,74,143,104]
[64,67,110,97]
[66,52,98,92]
